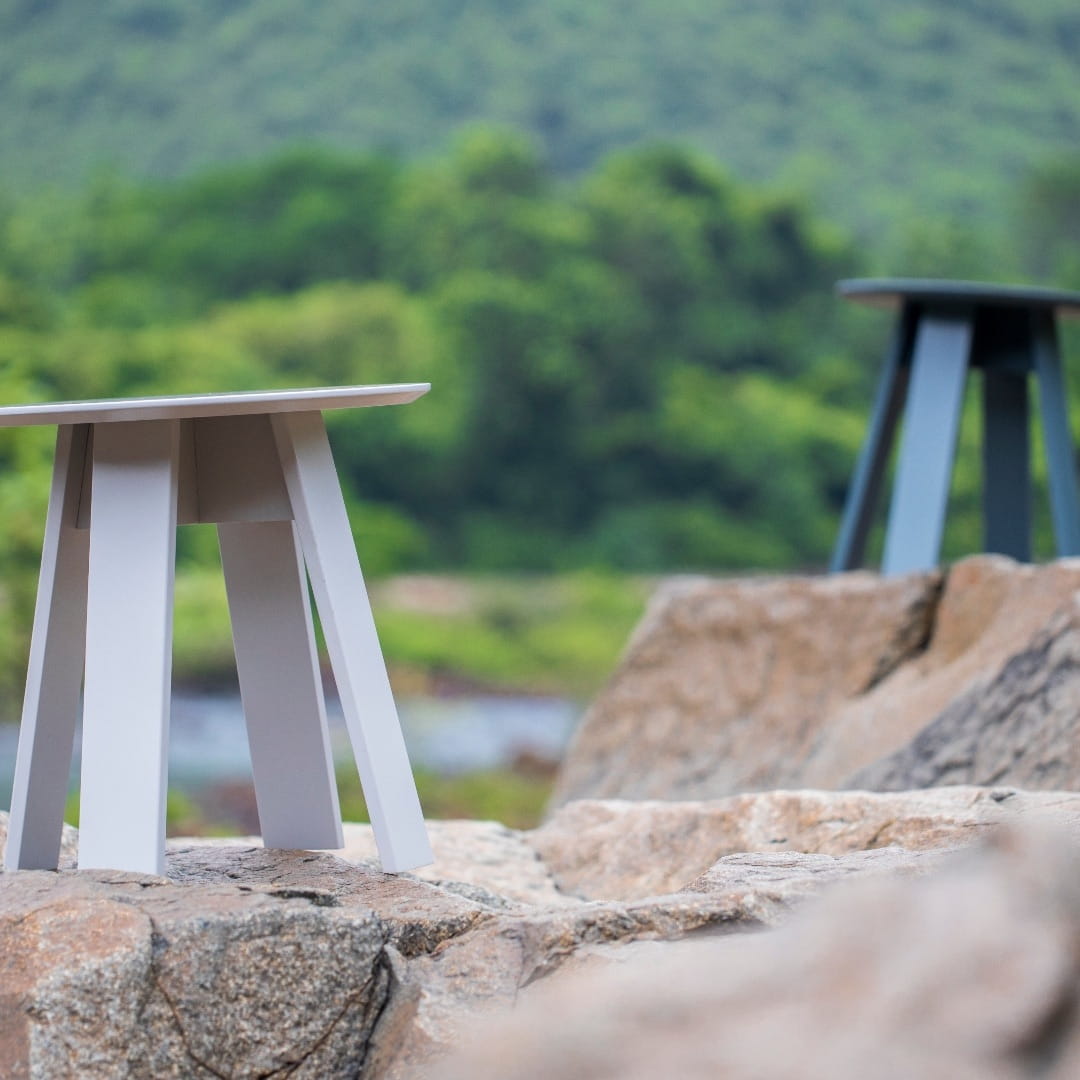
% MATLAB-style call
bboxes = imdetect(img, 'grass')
[64,765,555,837]
[337,764,555,831]
[172,567,650,699]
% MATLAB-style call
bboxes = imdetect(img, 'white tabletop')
[0,383,430,428]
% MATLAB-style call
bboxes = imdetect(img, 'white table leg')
[218,519,343,850]
[4,426,90,870]
[78,420,179,874]
[271,412,432,872]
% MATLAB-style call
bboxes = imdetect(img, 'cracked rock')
[549,564,943,804]
[550,556,1080,803]
[850,598,1080,792]
[526,787,1080,900]
[432,826,1080,1080]
[0,858,394,1078]
[6,785,1080,1076]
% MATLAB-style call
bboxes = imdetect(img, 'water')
[0,693,582,808]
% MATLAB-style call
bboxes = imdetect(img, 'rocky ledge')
[552,555,1080,804]
[5,786,1080,1078]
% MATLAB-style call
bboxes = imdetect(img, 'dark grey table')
[831,278,1080,575]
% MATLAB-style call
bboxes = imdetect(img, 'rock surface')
[6,787,1080,1077]
[852,597,1080,791]
[335,819,575,907]
[809,556,1080,787]
[0,849,397,1078]
[433,825,1080,1080]
[0,829,778,1078]
[550,555,1080,804]
[525,786,1080,900]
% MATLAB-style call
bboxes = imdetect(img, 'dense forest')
[1,1,1080,704]
[0,134,881,696]
[2,134,1079,588]
[2,0,1080,245]
[0,136,865,575]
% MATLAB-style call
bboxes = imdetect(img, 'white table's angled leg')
[218,520,343,850]
[271,411,432,872]
[78,420,179,874]
[4,425,90,870]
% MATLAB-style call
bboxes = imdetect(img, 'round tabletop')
[837,278,1080,316]
[0,383,430,428]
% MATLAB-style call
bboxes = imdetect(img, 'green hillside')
[2,0,1079,239]
[1,3,1080,706]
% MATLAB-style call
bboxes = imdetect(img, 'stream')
[0,692,582,808]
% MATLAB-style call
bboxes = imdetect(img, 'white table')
[1,385,434,876]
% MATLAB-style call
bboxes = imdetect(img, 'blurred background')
[1,0,1079,833]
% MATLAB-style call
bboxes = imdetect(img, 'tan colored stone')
[550,556,1080,804]
[175,787,1071,909]
[550,567,942,804]
[850,598,1080,791]
[176,790,1080,1076]
[177,787,1080,910]
[431,827,1080,1080]
[178,818,574,908]
[334,820,575,907]
[803,555,1080,786]
[0,831,774,1079]
[11,789,1080,1076]
[0,853,398,1077]
[379,884,766,1079]
[528,787,1080,900]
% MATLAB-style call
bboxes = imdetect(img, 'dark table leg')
[982,365,1031,560]
[1033,310,1080,556]
[830,307,915,572]
[881,311,972,576]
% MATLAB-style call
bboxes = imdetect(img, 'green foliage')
[65,784,211,834]
[2,0,1080,246]
[0,130,1077,704]
[371,573,648,697]
[336,764,554,830]
[169,568,648,700]
[1015,154,1080,288]
[171,561,234,686]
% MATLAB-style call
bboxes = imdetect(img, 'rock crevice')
[551,556,1080,803]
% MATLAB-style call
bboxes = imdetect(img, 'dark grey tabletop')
[837,278,1080,316]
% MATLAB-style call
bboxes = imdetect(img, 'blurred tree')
[0,135,871,583]
[1016,155,1080,287]
[388,128,579,290]
[18,148,406,317]
[580,145,854,381]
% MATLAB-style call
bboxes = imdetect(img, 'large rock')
[433,826,1080,1080]
[198,787,1080,1078]
[550,555,1080,804]
[7,787,1080,1077]
[0,836,768,1078]
[335,819,576,907]
[851,598,1080,791]
[525,786,1080,900]
[0,850,398,1077]
[805,556,1080,787]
